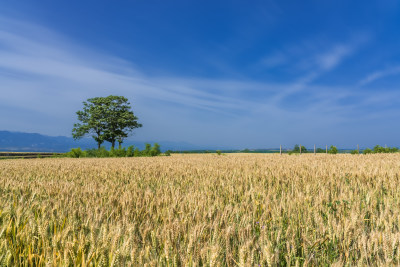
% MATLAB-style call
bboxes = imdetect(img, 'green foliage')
[67,148,86,158]
[362,146,398,154]
[126,146,135,157]
[373,145,399,153]
[110,147,127,157]
[373,145,385,153]
[150,143,161,156]
[164,150,172,156]
[363,148,373,154]
[316,148,325,153]
[328,145,338,154]
[72,95,142,149]
[66,144,161,158]
[350,149,359,155]
[142,143,152,156]
[216,150,222,155]
[134,148,141,157]
[292,144,307,153]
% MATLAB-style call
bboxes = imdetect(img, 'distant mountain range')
[0,131,204,152]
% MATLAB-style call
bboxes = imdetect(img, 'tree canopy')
[72,95,142,149]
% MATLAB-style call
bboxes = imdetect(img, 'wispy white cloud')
[316,44,354,71]
[359,66,400,86]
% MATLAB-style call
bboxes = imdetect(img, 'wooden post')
[300,144,302,154]
[280,145,282,155]
[314,144,316,155]
[357,144,359,154]
[326,145,328,154]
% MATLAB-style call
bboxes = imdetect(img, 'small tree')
[150,143,161,156]
[373,145,385,153]
[133,148,141,157]
[126,146,135,157]
[363,148,373,154]
[143,143,152,156]
[293,144,307,153]
[328,145,338,154]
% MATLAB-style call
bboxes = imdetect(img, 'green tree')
[293,144,307,153]
[363,148,373,154]
[150,143,161,156]
[72,97,109,149]
[373,145,385,153]
[328,145,338,154]
[143,143,152,156]
[72,96,142,149]
[101,96,142,149]
[350,149,359,154]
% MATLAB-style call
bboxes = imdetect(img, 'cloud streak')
[359,66,400,86]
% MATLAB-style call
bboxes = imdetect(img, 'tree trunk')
[118,142,122,150]
[111,140,115,149]
[98,142,101,149]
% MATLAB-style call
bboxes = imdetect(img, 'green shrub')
[150,143,161,156]
[96,147,110,157]
[110,147,126,157]
[126,146,135,157]
[373,145,385,154]
[67,144,164,158]
[350,150,359,155]
[363,148,373,154]
[328,145,338,154]
[67,148,85,158]
[134,148,141,157]
[216,150,222,155]
[142,143,152,156]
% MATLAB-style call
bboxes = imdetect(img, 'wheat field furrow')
[1,154,400,265]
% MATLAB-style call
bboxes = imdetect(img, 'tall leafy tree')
[102,96,142,149]
[72,96,142,149]
[72,97,108,149]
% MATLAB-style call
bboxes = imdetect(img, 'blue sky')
[1,1,400,148]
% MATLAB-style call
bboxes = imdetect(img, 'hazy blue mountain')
[0,131,204,152]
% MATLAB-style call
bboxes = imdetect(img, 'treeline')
[67,143,162,158]
[287,145,339,154]
[357,145,399,155]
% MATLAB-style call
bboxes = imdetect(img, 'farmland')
[1,154,400,265]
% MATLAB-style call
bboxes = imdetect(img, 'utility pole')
[300,144,302,154]
[326,145,328,154]
[280,144,282,155]
[314,144,316,155]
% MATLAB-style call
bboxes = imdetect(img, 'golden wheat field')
[1,154,400,266]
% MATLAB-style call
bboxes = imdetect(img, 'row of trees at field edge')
[288,144,398,154]
[288,144,338,154]
[72,95,142,149]
[67,143,162,158]
[356,145,399,154]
